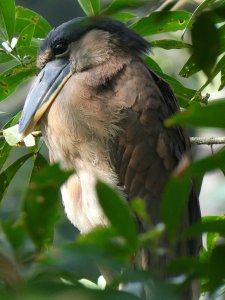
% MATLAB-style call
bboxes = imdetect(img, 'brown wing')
[109,59,201,257]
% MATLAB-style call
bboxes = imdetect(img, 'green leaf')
[96,181,138,246]
[0,51,13,63]
[199,54,225,91]
[214,2,225,19]
[160,175,191,239]
[150,39,191,50]
[78,278,99,289]
[0,153,32,202]
[170,248,225,293]
[191,12,221,77]
[180,23,225,78]
[168,256,201,275]
[206,231,220,254]
[159,74,196,108]
[3,124,21,146]
[179,54,201,78]
[145,57,196,107]
[42,228,126,280]
[16,24,37,61]
[23,157,72,250]
[1,219,27,253]
[144,56,163,73]
[130,11,191,36]
[29,280,141,300]
[101,0,147,16]
[182,0,216,37]
[130,198,150,225]
[0,142,12,172]
[218,22,225,36]
[204,244,225,292]
[182,216,225,239]
[78,0,100,16]
[16,23,35,48]
[30,37,42,48]
[111,12,136,22]
[15,6,51,38]
[0,112,21,171]
[16,46,38,61]
[166,101,225,128]
[112,272,176,300]
[0,63,38,102]
[0,0,15,41]
[77,227,131,266]
[219,67,225,91]
[189,148,225,176]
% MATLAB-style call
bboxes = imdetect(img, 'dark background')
[16,0,84,26]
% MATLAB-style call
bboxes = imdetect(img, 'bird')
[19,16,201,299]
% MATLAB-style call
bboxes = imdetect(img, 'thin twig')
[190,137,225,145]
[210,144,214,155]
[1,133,225,146]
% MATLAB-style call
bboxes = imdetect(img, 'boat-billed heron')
[19,16,201,298]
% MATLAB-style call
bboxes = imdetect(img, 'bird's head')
[19,16,149,138]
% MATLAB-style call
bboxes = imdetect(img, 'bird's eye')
[53,41,68,57]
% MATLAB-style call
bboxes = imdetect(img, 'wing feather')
[109,59,201,256]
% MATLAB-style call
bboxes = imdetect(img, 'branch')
[190,137,225,145]
[1,132,225,146]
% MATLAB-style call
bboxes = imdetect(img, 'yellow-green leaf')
[0,0,15,41]
[0,64,38,102]
[16,23,35,48]
[0,153,33,202]
[3,124,21,146]
[96,181,138,247]
[166,101,225,129]
[15,6,51,38]
[78,0,100,16]
[130,11,191,36]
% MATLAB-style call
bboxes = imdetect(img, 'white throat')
[61,161,118,233]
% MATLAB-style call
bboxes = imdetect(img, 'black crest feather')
[40,17,150,56]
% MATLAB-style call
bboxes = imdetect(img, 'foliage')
[0,0,225,299]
